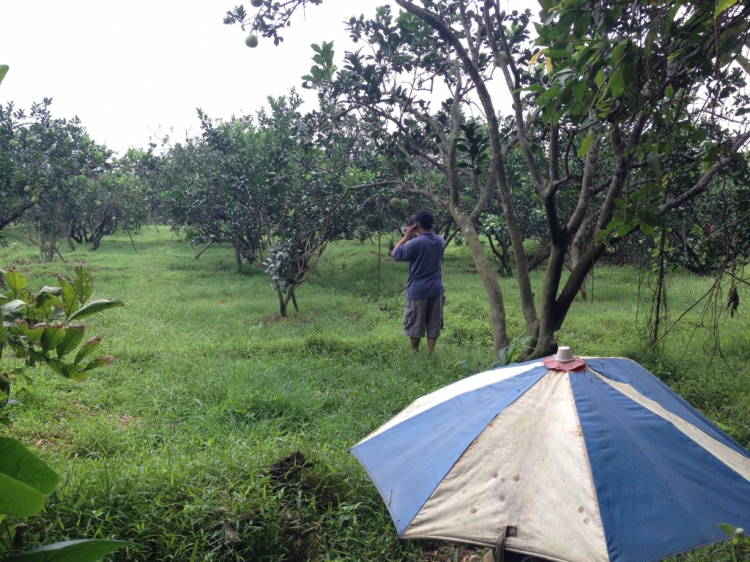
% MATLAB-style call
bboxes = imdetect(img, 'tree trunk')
[233,239,244,273]
[45,233,57,262]
[451,205,509,355]
[66,224,77,251]
[567,228,590,302]
[276,283,288,317]
[0,202,34,232]
[444,225,460,247]
[195,240,214,259]
[290,291,299,312]
[486,234,512,277]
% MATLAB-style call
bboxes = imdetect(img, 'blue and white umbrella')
[350,352,750,562]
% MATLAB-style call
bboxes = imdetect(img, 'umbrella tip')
[555,346,574,363]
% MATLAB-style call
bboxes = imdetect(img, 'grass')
[1,227,749,561]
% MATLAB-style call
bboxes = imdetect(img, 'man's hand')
[392,223,420,257]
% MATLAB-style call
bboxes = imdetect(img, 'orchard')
[1,1,750,561]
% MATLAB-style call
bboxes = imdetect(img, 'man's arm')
[392,224,419,259]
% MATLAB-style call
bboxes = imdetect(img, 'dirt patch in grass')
[33,436,68,451]
[256,314,312,325]
[419,545,486,562]
[111,413,139,430]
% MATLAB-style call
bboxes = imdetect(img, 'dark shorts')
[404,294,444,338]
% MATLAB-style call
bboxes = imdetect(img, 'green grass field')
[1,228,749,561]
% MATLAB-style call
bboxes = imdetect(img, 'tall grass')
[1,228,748,561]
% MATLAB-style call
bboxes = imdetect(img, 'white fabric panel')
[593,372,750,482]
[404,371,609,562]
[364,362,543,440]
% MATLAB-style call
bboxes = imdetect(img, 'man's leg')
[427,337,437,353]
[404,298,427,352]
[425,294,444,354]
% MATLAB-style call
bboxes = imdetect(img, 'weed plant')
[1,229,748,561]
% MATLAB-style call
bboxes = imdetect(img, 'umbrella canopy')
[350,354,750,562]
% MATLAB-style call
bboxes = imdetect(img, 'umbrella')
[350,348,750,562]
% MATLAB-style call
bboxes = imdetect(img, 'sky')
[0,0,517,155]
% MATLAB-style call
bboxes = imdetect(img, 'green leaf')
[714,0,739,18]
[0,65,8,86]
[535,85,560,108]
[83,356,116,372]
[74,336,103,367]
[5,539,132,562]
[609,66,625,98]
[0,437,59,517]
[573,13,592,38]
[665,85,674,99]
[0,473,47,518]
[571,81,587,101]
[55,326,85,358]
[68,299,124,321]
[46,361,85,381]
[40,326,67,354]
[611,42,626,66]
[2,299,27,319]
[577,131,596,157]
[520,84,546,93]
[0,322,6,345]
[60,283,79,318]
[5,270,27,298]
[595,69,605,89]
[14,322,45,345]
[647,151,660,171]
[0,437,59,494]
[617,223,633,237]
[72,267,94,305]
[38,286,63,297]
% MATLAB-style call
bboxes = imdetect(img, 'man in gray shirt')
[392,209,446,353]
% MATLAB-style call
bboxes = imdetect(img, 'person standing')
[392,209,446,353]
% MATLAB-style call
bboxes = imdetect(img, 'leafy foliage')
[0,266,123,380]
[0,266,126,560]
[225,0,750,359]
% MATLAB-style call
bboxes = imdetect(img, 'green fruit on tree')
[245,34,258,48]
[24,185,32,193]
[390,197,401,209]
[250,0,263,6]
[31,195,39,204]
[400,198,409,209]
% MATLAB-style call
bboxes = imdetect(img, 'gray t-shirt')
[393,232,445,300]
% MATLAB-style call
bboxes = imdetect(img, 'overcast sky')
[0,0,517,155]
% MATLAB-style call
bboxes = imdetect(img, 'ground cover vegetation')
[2,0,749,358]
[0,229,749,561]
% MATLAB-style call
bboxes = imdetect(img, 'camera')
[401,216,418,236]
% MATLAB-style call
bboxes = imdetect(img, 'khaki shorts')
[404,294,444,338]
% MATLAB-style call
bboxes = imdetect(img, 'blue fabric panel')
[586,358,750,459]
[350,365,548,536]
[572,370,750,562]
